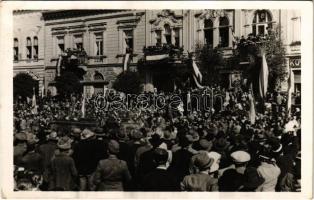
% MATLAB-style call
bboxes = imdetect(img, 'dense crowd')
[13,86,301,192]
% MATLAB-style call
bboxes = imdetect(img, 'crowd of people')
[13,86,301,192]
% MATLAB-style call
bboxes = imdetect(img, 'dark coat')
[21,151,43,173]
[93,155,132,191]
[218,169,245,191]
[72,139,107,175]
[138,149,157,180]
[168,148,193,184]
[38,141,57,169]
[49,152,78,191]
[141,168,179,191]
[181,173,218,191]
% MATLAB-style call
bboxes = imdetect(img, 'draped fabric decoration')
[56,55,62,76]
[31,88,37,115]
[258,52,269,98]
[286,68,295,116]
[191,60,204,89]
[248,93,256,125]
[123,53,130,71]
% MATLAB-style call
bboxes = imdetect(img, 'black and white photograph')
[0,1,313,199]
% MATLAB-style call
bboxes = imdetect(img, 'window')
[26,37,32,59]
[57,36,65,55]
[74,34,83,50]
[123,30,134,53]
[219,17,229,47]
[252,10,273,36]
[156,30,162,46]
[14,38,19,61]
[95,33,103,56]
[33,36,38,60]
[164,24,172,45]
[174,28,180,47]
[204,19,213,48]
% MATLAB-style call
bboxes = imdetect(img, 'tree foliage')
[113,71,141,94]
[55,71,82,97]
[14,73,37,101]
[194,43,225,86]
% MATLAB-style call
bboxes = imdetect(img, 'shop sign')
[289,57,301,68]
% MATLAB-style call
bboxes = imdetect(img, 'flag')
[286,68,294,116]
[192,60,203,83]
[248,93,256,125]
[31,88,37,114]
[81,92,86,118]
[56,55,62,76]
[41,85,45,98]
[123,53,130,71]
[187,91,191,111]
[258,52,269,98]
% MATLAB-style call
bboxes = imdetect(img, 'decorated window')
[123,30,134,53]
[14,38,19,61]
[252,10,273,36]
[219,17,229,47]
[33,36,38,59]
[164,24,172,45]
[95,32,103,56]
[204,19,214,48]
[74,34,83,50]
[26,37,32,59]
[57,36,65,55]
[155,30,162,46]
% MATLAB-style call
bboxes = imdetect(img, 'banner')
[192,60,203,82]
[258,52,269,98]
[81,92,86,118]
[286,68,294,116]
[123,53,130,71]
[248,93,256,125]
[56,55,62,76]
[31,88,37,115]
[146,54,169,61]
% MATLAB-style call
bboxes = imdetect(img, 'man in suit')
[141,148,178,191]
[92,139,131,191]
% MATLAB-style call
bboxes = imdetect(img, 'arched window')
[164,24,172,45]
[219,17,229,47]
[14,38,19,61]
[26,37,32,59]
[94,72,104,80]
[33,36,38,60]
[252,10,273,36]
[204,19,213,48]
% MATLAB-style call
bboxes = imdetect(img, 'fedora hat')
[213,137,229,152]
[149,134,162,147]
[80,128,95,140]
[199,139,213,151]
[108,139,120,154]
[71,127,82,137]
[193,152,214,171]
[47,131,58,141]
[57,136,73,150]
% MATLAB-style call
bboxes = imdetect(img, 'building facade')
[13,9,301,96]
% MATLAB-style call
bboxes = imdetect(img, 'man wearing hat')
[72,128,107,191]
[92,140,131,191]
[38,131,59,190]
[181,152,218,191]
[218,150,251,191]
[14,132,28,166]
[138,134,163,181]
[141,148,178,191]
[49,136,78,191]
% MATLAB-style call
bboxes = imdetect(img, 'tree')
[236,26,287,92]
[13,73,37,101]
[113,71,141,94]
[194,42,225,86]
[55,71,82,97]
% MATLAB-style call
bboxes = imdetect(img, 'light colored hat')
[207,151,221,173]
[230,150,251,163]
[15,132,27,141]
[80,128,95,140]
[47,131,58,141]
[57,136,73,150]
[193,152,214,170]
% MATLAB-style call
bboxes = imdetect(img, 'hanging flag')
[258,52,269,98]
[286,68,294,116]
[192,75,204,89]
[192,60,203,83]
[248,93,256,125]
[123,53,130,71]
[31,88,37,114]
[56,55,62,77]
[41,85,45,98]
[187,91,191,111]
[81,92,86,118]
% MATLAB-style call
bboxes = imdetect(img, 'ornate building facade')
[13,9,301,96]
